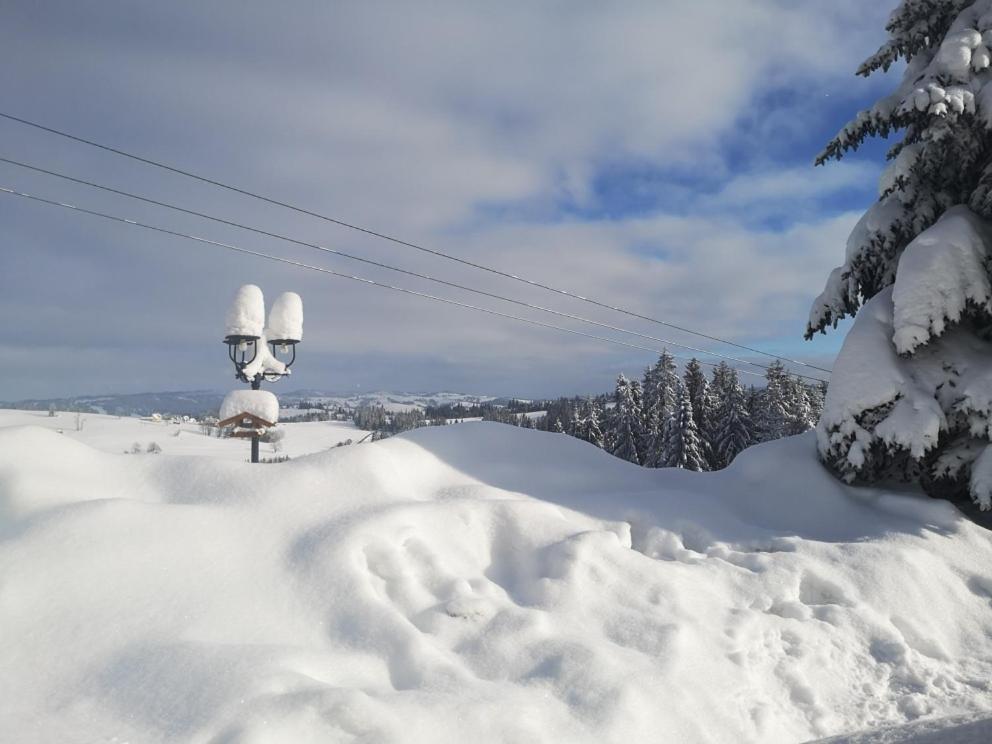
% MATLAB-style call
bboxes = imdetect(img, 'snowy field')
[0,409,369,461]
[1,420,991,743]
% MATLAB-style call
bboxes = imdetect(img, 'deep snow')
[1,421,991,743]
[0,409,367,460]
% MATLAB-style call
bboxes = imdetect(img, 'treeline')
[291,402,351,422]
[423,399,545,421]
[353,405,428,434]
[522,352,824,472]
[353,400,545,434]
[346,351,824,472]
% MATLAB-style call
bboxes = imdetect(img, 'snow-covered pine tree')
[706,362,735,467]
[646,351,679,421]
[810,0,992,509]
[810,382,827,424]
[582,400,605,449]
[684,359,707,421]
[610,373,641,464]
[683,358,714,464]
[713,367,752,468]
[641,362,662,455]
[783,377,817,436]
[661,379,708,471]
[629,379,650,458]
[565,401,578,436]
[701,382,723,469]
[753,361,790,443]
[641,420,666,469]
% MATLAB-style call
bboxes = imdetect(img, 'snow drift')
[1,423,991,743]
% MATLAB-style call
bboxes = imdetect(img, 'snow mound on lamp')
[265,292,303,343]
[220,389,279,424]
[224,284,265,338]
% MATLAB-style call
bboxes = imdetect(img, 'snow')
[239,337,288,380]
[817,203,992,503]
[219,389,280,424]
[878,144,921,198]
[265,291,303,343]
[819,287,945,467]
[2,421,991,743]
[968,445,992,509]
[0,409,368,461]
[814,712,992,743]
[935,31,977,79]
[892,206,992,355]
[224,284,265,338]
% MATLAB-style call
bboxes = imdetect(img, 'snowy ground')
[0,409,368,461]
[1,421,991,742]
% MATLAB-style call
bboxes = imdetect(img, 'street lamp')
[221,286,303,462]
[224,334,260,382]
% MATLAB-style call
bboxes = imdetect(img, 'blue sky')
[0,0,899,400]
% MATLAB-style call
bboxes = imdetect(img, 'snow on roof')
[225,284,265,338]
[219,389,279,424]
[265,292,303,343]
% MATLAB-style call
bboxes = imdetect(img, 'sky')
[0,0,900,401]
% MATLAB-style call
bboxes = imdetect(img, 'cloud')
[0,0,894,398]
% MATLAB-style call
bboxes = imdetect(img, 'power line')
[0,184,781,380]
[0,155,826,381]
[0,110,832,375]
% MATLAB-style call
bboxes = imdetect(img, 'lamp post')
[222,286,303,462]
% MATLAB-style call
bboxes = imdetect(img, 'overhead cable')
[0,155,826,380]
[0,184,789,380]
[0,111,833,375]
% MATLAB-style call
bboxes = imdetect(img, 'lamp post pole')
[250,375,262,463]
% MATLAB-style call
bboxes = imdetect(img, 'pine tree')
[683,358,714,464]
[660,379,708,471]
[809,2,992,508]
[713,368,752,468]
[753,361,790,443]
[609,373,641,464]
[683,358,707,416]
[629,379,650,458]
[643,351,678,422]
[641,350,680,463]
[783,377,816,436]
[705,362,739,468]
[582,401,605,449]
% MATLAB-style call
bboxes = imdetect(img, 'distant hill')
[0,390,498,418]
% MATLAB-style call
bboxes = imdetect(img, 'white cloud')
[0,0,893,396]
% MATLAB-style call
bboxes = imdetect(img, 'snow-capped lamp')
[221,285,303,463]
[264,291,304,369]
[223,285,303,385]
[224,284,265,379]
